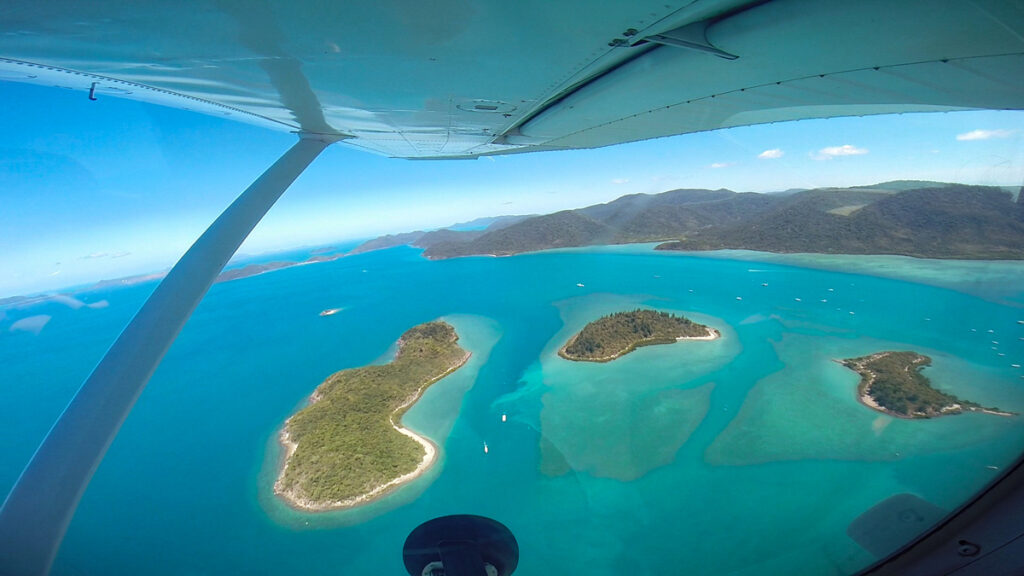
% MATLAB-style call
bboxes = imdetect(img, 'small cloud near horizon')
[758,149,784,159]
[710,162,735,169]
[611,178,630,184]
[79,251,131,260]
[812,144,868,160]
[956,129,1017,141]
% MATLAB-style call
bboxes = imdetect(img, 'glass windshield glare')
[2,80,1024,576]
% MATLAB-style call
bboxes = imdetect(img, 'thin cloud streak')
[812,144,869,160]
[956,129,1017,141]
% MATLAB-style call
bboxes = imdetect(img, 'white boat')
[483,442,489,454]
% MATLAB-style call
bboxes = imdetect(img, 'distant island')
[214,252,346,284]
[214,261,298,283]
[348,182,1024,261]
[560,309,718,362]
[840,351,1014,419]
[274,321,470,511]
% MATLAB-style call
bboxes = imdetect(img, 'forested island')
[560,309,718,362]
[841,351,1013,418]
[274,321,470,511]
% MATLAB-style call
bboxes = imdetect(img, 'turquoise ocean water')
[3,245,1024,575]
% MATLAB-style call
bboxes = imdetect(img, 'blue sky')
[1,80,1022,298]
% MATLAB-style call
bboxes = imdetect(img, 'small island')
[841,351,1014,419]
[274,321,470,511]
[559,309,718,362]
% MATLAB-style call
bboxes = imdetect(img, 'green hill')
[424,210,615,258]
[659,185,1024,259]
[560,309,716,362]
[351,182,1024,261]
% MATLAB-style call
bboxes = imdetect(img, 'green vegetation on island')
[275,321,469,510]
[348,183,1023,261]
[841,351,1013,418]
[559,309,717,362]
[658,185,1024,259]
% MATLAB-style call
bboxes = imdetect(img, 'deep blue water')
[3,245,1024,575]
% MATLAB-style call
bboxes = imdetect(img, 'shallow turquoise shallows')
[3,245,1024,576]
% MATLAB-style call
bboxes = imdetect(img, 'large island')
[275,321,470,511]
[841,351,1013,418]
[559,309,718,362]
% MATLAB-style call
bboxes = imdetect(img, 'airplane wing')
[1,0,1022,158]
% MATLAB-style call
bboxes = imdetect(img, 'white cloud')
[812,144,868,160]
[79,251,131,260]
[611,178,630,185]
[758,149,784,159]
[956,129,1017,141]
[709,162,735,169]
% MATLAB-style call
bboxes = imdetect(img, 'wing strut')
[0,134,338,576]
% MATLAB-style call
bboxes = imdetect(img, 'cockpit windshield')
[3,69,1024,576]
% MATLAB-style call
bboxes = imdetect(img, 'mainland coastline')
[274,321,470,512]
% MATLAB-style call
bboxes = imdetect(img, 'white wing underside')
[1,0,1023,158]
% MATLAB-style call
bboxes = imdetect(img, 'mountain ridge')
[350,182,1024,261]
